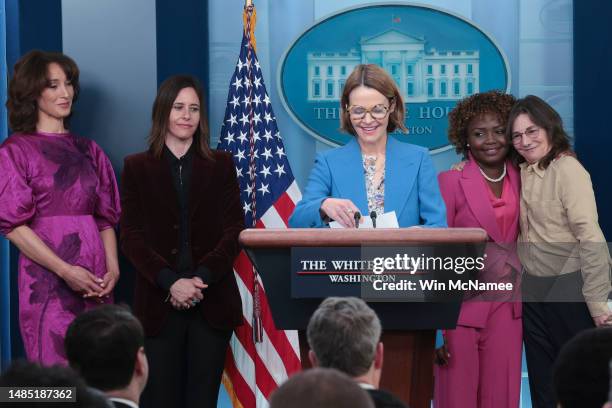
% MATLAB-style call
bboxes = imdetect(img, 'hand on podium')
[320,198,361,228]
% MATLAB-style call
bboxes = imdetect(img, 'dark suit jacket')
[110,400,136,408]
[367,388,408,408]
[120,149,244,336]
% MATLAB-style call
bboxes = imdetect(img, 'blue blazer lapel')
[328,138,369,214]
[385,136,417,219]
[459,159,503,243]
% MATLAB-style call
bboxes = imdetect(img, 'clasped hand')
[169,277,208,310]
[62,264,115,302]
[434,341,451,366]
[593,311,612,327]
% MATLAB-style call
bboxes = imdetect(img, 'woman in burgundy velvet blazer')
[120,75,244,408]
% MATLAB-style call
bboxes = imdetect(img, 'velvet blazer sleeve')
[288,152,332,228]
[119,156,172,287]
[194,152,245,285]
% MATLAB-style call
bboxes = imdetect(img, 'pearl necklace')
[479,163,506,183]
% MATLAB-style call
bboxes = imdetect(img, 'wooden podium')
[239,228,487,408]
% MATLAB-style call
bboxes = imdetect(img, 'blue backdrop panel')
[6,0,62,71]
[3,0,63,364]
[574,0,612,239]
[155,0,209,96]
[1,0,10,372]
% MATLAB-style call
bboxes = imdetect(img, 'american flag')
[217,6,302,407]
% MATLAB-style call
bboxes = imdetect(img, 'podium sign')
[291,244,484,301]
[241,228,487,408]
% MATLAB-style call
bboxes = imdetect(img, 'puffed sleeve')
[288,152,333,228]
[0,139,37,236]
[91,142,121,231]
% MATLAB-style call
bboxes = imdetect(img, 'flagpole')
[219,1,303,402]
[242,2,264,344]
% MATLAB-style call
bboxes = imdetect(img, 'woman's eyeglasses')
[511,127,540,144]
[346,104,390,120]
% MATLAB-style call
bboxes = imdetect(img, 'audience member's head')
[65,304,147,402]
[554,327,612,408]
[0,359,110,407]
[307,297,383,386]
[269,368,375,408]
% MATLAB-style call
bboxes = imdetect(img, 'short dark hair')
[269,368,374,408]
[553,327,612,408]
[447,90,516,158]
[506,94,573,169]
[307,297,381,377]
[340,64,407,136]
[0,359,110,408]
[65,304,144,391]
[7,50,80,133]
[148,75,212,160]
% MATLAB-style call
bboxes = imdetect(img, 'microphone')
[353,211,361,229]
[370,211,377,228]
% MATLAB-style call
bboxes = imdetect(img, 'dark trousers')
[522,272,595,408]
[140,308,233,408]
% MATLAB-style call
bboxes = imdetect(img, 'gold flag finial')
[243,2,257,52]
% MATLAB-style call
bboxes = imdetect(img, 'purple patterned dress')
[0,131,120,365]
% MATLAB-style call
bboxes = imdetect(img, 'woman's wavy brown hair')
[147,75,213,160]
[447,90,516,159]
[340,64,407,136]
[7,50,80,133]
[506,95,573,169]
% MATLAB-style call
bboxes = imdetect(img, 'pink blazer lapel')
[504,161,521,242]
[459,159,504,243]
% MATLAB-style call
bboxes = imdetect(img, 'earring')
[466,143,470,147]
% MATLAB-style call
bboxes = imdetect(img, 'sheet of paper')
[329,211,399,229]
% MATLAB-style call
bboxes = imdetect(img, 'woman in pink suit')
[434,91,522,408]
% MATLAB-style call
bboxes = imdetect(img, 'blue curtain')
[0,0,12,372]
[574,0,612,238]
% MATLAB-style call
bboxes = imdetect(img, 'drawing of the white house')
[307,29,480,102]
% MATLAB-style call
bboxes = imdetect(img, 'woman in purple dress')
[0,50,121,364]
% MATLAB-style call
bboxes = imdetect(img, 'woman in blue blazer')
[289,64,446,228]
